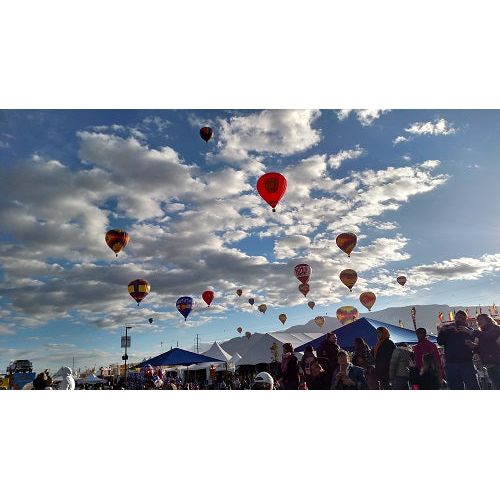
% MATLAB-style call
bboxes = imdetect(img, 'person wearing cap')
[280,343,299,390]
[317,331,340,383]
[252,372,274,390]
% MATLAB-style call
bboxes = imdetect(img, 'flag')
[480,305,483,314]
[399,320,404,328]
[465,307,470,319]
[411,306,417,330]
[438,312,444,322]
[475,306,479,317]
[448,311,454,321]
[494,304,498,315]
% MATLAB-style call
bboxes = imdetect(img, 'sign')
[121,336,131,348]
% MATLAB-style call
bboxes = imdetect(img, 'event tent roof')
[294,318,423,352]
[133,348,224,368]
[202,341,232,362]
[77,373,107,384]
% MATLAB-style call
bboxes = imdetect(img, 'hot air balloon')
[176,296,194,321]
[258,304,267,314]
[294,263,311,285]
[279,313,287,325]
[148,318,153,324]
[336,232,357,257]
[298,283,310,297]
[237,326,243,334]
[397,276,407,287]
[359,292,376,311]
[256,172,287,212]
[339,269,358,292]
[336,305,359,325]
[245,331,252,339]
[248,298,255,306]
[308,301,315,310]
[128,279,150,306]
[105,229,129,257]
[314,316,325,328]
[236,288,243,297]
[199,126,213,143]
[202,290,214,307]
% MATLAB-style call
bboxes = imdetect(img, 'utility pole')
[123,326,132,388]
[196,334,199,353]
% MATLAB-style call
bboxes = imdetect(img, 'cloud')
[336,109,390,126]
[405,118,457,136]
[393,136,409,145]
[328,145,364,169]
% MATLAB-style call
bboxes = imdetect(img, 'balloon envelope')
[128,279,150,305]
[148,318,153,324]
[308,301,315,310]
[202,290,214,306]
[237,326,243,334]
[256,172,287,212]
[176,296,194,320]
[314,316,325,328]
[245,331,252,339]
[339,269,358,291]
[336,306,359,325]
[236,288,243,297]
[200,126,213,143]
[279,313,287,325]
[258,304,267,314]
[359,292,376,311]
[105,229,129,256]
[336,232,357,257]
[294,263,311,285]
[397,276,407,286]
[298,283,310,297]
[248,298,255,306]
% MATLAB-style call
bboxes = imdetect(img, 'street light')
[122,326,133,388]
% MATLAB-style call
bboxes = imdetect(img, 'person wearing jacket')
[437,312,479,390]
[351,337,374,368]
[280,343,299,390]
[413,328,444,377]
[58,366,75,390]
[374,327,396,389]
[409,352,442,390]
[308,359,331,390]
[332,351,368,390]
[389,343,412,390]
[299,345,316,386]
[475,314,500,389]
[317,332,340,382]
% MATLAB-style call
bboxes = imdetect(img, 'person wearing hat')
[252,372,274,390]
[280,343,299,390]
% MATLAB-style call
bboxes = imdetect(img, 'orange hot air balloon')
[128,279,150,306]
[200,126,213,143]
[298,283,310,297]
[105,229,129,257]
[314,316,325,328]
[336,306,359,325]
[245,331,252,339]
[339,269,358,292]
[256,172,287,212]
[294,263,311,285]
[258,304,267,314]
[359,291,376,311]
[397,276,407,287]
[308,301,315,310]
[237,326,243,334]
[336,232,357,257]
[236,288,243,297]
[279,313,287,325]
[202,290,214,306]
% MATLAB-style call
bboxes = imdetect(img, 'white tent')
[77,373,107,385]
[202,341,232,361]
[229,352,242,365]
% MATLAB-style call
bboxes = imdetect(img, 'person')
[299,346,316,386]
[413,328,443,377]
[389,343,412,390]
[58,367,75,390]
[409,352,442,390]
[475,314,500,389]
[280,343,299,390]
[374,327,396,389]
[317,332,340,381]
[365,365,379,390]
[252,372,274,390]
[308,359,331,390]
[233,378,241,390]
[473,355,492,390]
[33,370,52,390]
[332,351,368,389]
[352,337,374,368]
[437,312,479,389]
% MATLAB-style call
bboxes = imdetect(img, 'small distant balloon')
[256,172,287,212]
[245,331,252,339]
[258,304,267,314]
[298,283,310,297]
[397,276,407,287]
[248,298,255,306]
[236,288,243,297]
[359,292,376,311]
[199,126,213,143]
[176,296,194,321]
[128,279,150,306]
[202,290,214,307]
[148,318,153,325]
[314,316,325,328]
[336,305,359,325]
[308,301,315,310]
[279,313,287,325]
[105,229,129,257]
[336,232,357,257]
[339,269,358,292]
[294,263,311,285]
[237,326,243,334]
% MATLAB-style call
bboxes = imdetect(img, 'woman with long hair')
[374,327,396,389]
[280,343,300,390]
[352,337,374,368]
[409,352,442,390]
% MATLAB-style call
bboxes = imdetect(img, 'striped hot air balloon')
[105,229,129,257]
[128,279,150,306]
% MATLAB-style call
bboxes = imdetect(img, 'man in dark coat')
[317,332,340,382]
[476,314,500,389]
[374,327,396,389]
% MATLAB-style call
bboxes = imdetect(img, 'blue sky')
[0,109,499,371]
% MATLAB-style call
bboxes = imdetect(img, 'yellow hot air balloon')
[359,292,376,311]
[258,304,267,314]
[336,232,357,257]
[339,269,358,292]
[279,313,287,325]
[314,316,325,328]
[336,306,359,325]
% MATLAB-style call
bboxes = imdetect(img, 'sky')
[0,109,499,371]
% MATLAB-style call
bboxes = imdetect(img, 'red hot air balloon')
[308,301,315,310]
[336,232,357,257]
[298,283,310,297]
[339,269,358,292]
[105,229,129,257]
[200,126,213,143]
[128,279,150,306]
[294,263,311,285]
[397,276,407,287]
[336,306,359,325]
[359,292,376,311]
[256,172,287,212]
[202,290,214,307]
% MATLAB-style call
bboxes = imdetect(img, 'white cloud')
[405,118,457,136]
[337,109,390,126]
[336,109,352,121]
[393,135,409,145]
[328,145,364,169]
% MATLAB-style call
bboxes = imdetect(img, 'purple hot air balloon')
[176,296,195,321]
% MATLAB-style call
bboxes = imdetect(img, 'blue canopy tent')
[133,348,224,368]
[295,318,426,352]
